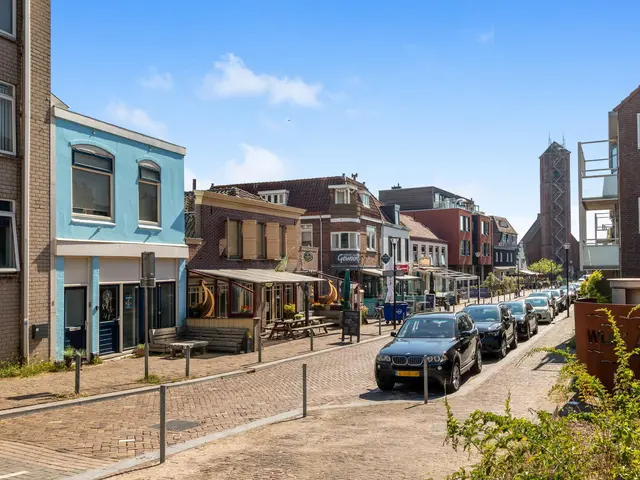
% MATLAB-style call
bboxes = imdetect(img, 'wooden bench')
[149,327,207,356]
[183,326,248,354]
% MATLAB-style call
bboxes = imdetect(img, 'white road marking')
[0,472,30,479]
[118,439,135,443]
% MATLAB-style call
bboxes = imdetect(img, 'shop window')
[301,224,313,247]
[72,148,114,220]
[331,232,360,250]
[0,199,19,271]
[366,226,376,251]
[227,219,242,258]
[218,282,229,317]
[232,282,253,315]
[257,223,266,259]
[138,162,161,225]
[0,82,15,154]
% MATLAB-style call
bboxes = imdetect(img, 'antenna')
[562,132,565,147]
[548,133,551,145]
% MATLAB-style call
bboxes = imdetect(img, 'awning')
[360,268,420,281]
[418,266,478,281]
[189,268,325,284]
[519,268,540,276]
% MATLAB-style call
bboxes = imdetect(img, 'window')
[460,240,470,256]
[361,193,370,208]
[227,219,242,258]
[280,225,287,257]
[301,224,313,247]
[482,242,490,256]
[138,163,160,224]
[428,245,433,264]
[460,215,470,232]
[413,244,418,262]
[0,199,18,271]
[421,245,426,257]
[259,190,289,205]
[335,189,349,204]
[434,246,439,266]
[232,282,253,314]
[332,232,360,250]
[257,223,266,259]
[0,0,15,37]
[366,225,376,251]
[0,82,15,155]
[72,149,113,219]
[441,248,446,266]
[482,221,489,235]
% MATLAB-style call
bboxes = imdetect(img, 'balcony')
[578,140,618,211]
[433,199,482,214]
[581,240,619,270]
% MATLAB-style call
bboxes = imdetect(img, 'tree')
[528,258,562,276]
[482,273,501,298]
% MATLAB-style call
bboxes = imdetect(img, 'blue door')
[64,287,87,351]
[99,285,120,355]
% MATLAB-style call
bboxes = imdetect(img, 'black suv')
[463,303,517,358]
[375,312,482,393]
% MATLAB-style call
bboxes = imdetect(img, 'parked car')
[463,304,518,358]
[549,289,567,312]
[375,313,482,393]
[528,291,557,317]
[504,300,539,340]
[560,285,577,304]
[526,297,553,323]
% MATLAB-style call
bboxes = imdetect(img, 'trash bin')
[398,303,408,320]
[383,303,394,321]
[384,303,408,321]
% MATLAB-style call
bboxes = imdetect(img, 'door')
[64,287,87,351]
[157,282,176,328]
[122,285,139,350]
[99,285,120,355]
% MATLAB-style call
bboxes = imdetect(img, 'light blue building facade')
[51,98,188,360]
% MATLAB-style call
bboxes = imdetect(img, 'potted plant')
[360,305,369,324]
[63,347,75,368]
[135,344,145,357]
[283,303,296,319]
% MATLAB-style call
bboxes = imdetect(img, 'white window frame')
[366,225,376,251]
[0,81,16,156]
[138,160,161,227]
[301,223,313,247]
[331,231,360,251]
[335,188,350,204]
[0,0,16,39]
[361,192,371,208]
[0,198,19,272]
[71,146,115,222]
[258,189,289,205]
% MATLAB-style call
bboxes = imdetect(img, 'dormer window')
[259,190,289,205]
[360,192,370,208]
[335,189,349,204]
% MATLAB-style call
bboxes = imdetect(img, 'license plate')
[396,370,420,377]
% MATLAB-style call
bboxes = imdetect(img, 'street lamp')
[391,238,398,330]
[563,243,570,318]
[474,252,481,304]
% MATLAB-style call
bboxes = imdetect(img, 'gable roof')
[400,214,445,242]
[520,215,540,246]
[212,176,383,218]
[209,186,263,201]
[613,85,640,112]
[492,215,518,235]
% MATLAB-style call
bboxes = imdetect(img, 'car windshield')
[464,306,500,323]
[505,302,525,314]
[397,316,456,339]
[528,298,548,307]
[529,292,550,299]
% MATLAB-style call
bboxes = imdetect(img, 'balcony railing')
[578,140,618,207]
[581,239,619,270]
[433,199,481,213]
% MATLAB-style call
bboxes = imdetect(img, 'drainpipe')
[319,219,323,272]
[22,0,32,362]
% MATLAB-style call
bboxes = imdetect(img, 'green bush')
[578,270,612,303]
[0,359,68,378]
[443,306,640,479]
[283,303,297,319]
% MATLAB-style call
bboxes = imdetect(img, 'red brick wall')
[617,95,640,277]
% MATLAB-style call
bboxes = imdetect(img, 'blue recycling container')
[384,303,408,321]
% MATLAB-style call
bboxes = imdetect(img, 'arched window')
[72,145,114,220]
[138,160,160,225]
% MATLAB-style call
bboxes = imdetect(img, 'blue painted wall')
[55,257,65,361]
[55,118,185,244]
[90,257,100,356]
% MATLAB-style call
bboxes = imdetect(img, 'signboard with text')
[332,251,360,268]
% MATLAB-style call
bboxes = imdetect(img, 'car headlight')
[487,330,501,337]
[376,354,391,362]
[426,354,447,363]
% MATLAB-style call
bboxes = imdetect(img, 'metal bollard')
[423,355,428,404]
[185,346,191,378]
[159,385,167,463]
[378,318,382,336]
[75,354,81,395]
[310,327,314,351]
[258,334,262,363]
[302,363,308,418]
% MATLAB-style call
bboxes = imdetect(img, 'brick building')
[578,85,640,277]
[471,213,492,280]
[491,216,518,278]
[0,0,51,361]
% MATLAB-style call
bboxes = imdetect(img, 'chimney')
[192,179,197,191]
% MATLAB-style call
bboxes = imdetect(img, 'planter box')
[574,301,640,391]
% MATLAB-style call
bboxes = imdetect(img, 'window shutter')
[285,224,298,258]
[266,222,280,260]
[242,220,257,260]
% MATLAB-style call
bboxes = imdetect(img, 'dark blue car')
[375,312,482,393]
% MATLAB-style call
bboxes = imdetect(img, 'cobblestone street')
[0,304,573,479]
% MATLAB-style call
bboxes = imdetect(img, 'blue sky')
[52,0,640,238]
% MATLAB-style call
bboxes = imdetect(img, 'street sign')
[381,253,391,264]
[382,270,405,277]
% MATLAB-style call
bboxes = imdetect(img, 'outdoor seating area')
[265,315,334,339]
[149,325,249,357]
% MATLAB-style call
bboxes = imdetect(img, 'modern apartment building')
[578,85,640,277]
[0,0,51,361]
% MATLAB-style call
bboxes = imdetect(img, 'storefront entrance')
[265,285,283,322]
[99,285,120,355]
[122,285,139,350]
[64,287,87,351]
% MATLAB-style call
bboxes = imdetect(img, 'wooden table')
[168,340,208,357]
[268,317,331,339]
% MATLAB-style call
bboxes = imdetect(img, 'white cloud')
[106,101,168,139]
[478,28,495,44]
[222,144,286,184]
[184,167,214,191]
[140,68,173,91]
[199,53,323,107]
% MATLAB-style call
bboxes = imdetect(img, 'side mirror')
[390,331,397,337]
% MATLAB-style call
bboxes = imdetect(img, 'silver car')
[527,291,557,317]
[526,297,553,323]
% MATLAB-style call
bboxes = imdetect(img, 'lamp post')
[517,261,520,297]
[391,238,398,330]
[474,252,481,304]
[563,243,570,318]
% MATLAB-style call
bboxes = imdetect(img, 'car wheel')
[510,330,518,349]
[376,376,395,392]
[534,319,539,334]
[471,348,482,374]
[498,337,508,359]
[449,362,461,392]
[524,324,531,341]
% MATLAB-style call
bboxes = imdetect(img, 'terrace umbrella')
[342,269,352,310]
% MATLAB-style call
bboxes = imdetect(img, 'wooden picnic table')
[267,317,332,339]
